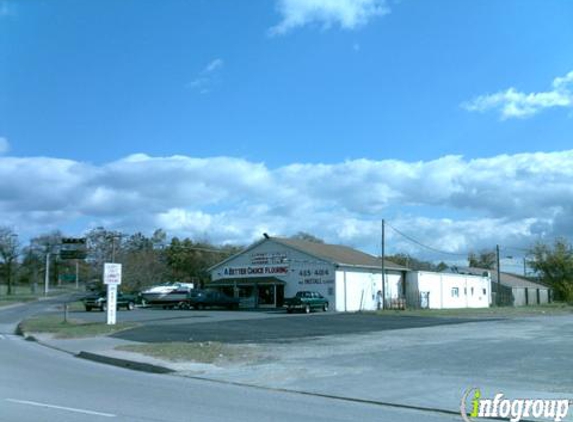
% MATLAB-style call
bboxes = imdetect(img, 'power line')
[385,222,469,257]
[500,245,530,254]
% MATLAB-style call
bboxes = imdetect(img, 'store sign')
[298,268,334,285]
[250,252,287,265]
[222,265,289,278]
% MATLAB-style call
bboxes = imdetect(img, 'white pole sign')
[106,284,117,325]
[103,263,122,325]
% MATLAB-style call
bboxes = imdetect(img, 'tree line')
[0,226,242,294]
[1,226,572,302]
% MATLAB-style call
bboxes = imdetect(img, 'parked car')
[183,289,240,310]
[284,291,329,313]
[82,291,136,312]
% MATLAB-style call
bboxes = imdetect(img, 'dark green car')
[284,291,329,313]
[82,291,136,312]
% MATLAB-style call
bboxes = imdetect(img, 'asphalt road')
[0,294,81,335]
[112,311,484,343]
[0,302,463,422]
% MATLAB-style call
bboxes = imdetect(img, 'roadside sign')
[60,250,87,260]
[106,284,117,325]
[60,237,87,260]
[103,263,122,285]
[61,238,86,245]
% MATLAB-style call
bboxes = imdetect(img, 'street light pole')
[381,219,386,310]
[496,244,501,306]
[44,251,50,296]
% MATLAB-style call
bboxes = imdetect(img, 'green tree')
[290,232,325,243]
[165,238,241,287]
[385,253,437,271]
[468,249,496,269]
[435,261,449,272]
[118,231,169,292]
[529,239,573,302]
[0,227,20,295]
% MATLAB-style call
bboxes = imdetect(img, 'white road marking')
[5,398,116,418]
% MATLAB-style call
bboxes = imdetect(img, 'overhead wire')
[384,221,469,257]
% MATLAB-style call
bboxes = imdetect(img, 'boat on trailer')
[140,282,195,308]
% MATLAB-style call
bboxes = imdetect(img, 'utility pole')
[44,251,50,296]
[75,259,80,289]
[111,237,116,263]
[381,219,386,310]
[496,244,501,306]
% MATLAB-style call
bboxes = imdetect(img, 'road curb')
[76,351,174,374]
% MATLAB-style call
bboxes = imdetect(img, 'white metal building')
[208,236,408,312]
[459,267,552,306]
[405,271,491,309]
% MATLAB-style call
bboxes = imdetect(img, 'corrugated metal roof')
[461,267,550,290]
[208,236,407,272]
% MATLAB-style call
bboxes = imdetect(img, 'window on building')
[451,287,459,298]
[482,288,487,295]
[471,287,475,296]
[328,287,334,296]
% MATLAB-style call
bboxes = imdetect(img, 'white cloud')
[0,137,9,154]
[0,1,16,18]
[1,150,573,259]
[463,70,573,119]
[187,58,224,94]
[204,58,224,73]
[270,0,390,35]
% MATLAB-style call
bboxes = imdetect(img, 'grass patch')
[54,301,86,312]
[376,302,573,318]
[116,342,255,364]
[19,314,138,339]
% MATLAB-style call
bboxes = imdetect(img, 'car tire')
[127,302,135,311]
[85,306,92,312]
[323,303,328,312]
[305,304,310,314]
[197,304,205,310]
[287,308,293,314]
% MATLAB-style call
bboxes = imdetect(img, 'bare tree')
[290,232,325,244]
[0,227,20,295]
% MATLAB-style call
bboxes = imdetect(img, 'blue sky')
[1,0,573,268]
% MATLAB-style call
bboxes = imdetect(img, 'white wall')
[335,269,403,312]
[210,239,336,303]
[407,272,490,309]
[539,289,549,305]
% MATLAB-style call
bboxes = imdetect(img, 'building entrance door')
[257,284,285,308]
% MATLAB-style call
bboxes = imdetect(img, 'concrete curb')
[17,324,173,374]
[76,351,174,374]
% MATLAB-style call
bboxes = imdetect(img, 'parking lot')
[42,302,573,419]
[58,305,487,343]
